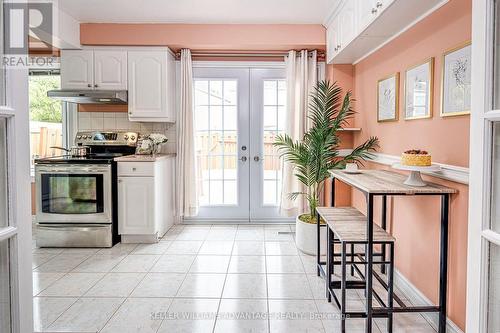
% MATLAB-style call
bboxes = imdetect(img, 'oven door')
[35,164,112,224]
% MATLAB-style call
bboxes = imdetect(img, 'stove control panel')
[75,131,139,146]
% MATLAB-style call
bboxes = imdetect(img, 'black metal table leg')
[365,194,374,333]
[317,212,321,277]
[341,241,347,333]
[331,177,336,207]
[381,195,387,275]
[388,243,394,333]
[351,243,355,276]
[438,194,449,333]
[331,177,336,277]
[326,227,333,302]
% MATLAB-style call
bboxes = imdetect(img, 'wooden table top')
[329,169,457,195]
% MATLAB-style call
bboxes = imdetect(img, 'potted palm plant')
[274,80,379,255]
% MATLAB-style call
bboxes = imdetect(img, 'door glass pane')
[494,0,500,108]
[194,79,239,206]
[0,239,11,333]
[0,0,5,106]
[40,174,104,214]
[0,118,7,227]
[262,80,286,206]
[488,242,500,332]
[490,123,500,232]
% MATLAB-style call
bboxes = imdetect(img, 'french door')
[467,0,500,331]
[192,66,287,222]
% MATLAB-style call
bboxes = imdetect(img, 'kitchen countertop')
[114,153,176,162]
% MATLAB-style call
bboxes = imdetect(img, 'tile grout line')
[211,224,234,333]
[264,229,271,333]
[155,225,215,332]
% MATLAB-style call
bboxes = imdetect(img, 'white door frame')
[0,67,32,332]
[467,0,498,331]
[184,61,324,223]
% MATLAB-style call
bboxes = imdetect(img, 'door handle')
[239,156,247,162]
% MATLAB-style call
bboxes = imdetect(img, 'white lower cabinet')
[117,156,175,243]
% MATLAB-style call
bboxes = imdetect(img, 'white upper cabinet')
[339,0,357,47]
[94,50,127,90]
[326,0,449,64]
[61,49,127,90]
[61,50,94,90]
[326,19,339,63]
[127,50,176,122]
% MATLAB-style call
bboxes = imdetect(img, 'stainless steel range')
[34,131,138,247]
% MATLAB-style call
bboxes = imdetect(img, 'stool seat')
[316,207,395,243]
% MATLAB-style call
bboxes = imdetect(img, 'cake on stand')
[392,163,441,187]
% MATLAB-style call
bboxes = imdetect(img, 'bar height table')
[316,169,457,333]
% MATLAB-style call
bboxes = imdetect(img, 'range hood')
[47,90,128,104]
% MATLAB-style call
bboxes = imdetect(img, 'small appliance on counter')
[34,131,139,248]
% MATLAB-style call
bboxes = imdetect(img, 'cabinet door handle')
[132,167,137,171]
[94,84,98,88]
[376,1,383,8]
[371,7,378,14]
[87,83,92,88]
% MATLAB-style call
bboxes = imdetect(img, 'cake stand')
[391,163,441,187]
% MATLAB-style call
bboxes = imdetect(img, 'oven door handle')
[37,224,110,231]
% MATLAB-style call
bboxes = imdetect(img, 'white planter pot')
[295,215,326,256]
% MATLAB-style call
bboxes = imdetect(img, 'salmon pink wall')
[348,0,471,329]
[80,23,325,52]
[324,65,356,207]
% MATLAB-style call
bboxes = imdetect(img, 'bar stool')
[316,207,396,333]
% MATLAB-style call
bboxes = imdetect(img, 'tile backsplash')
[78,111,176,153]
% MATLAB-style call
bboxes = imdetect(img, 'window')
[0,117,11,333]
[0,0,5,106]
[194,79,238,205]
[29,69,63,172]
[262,80,286,205]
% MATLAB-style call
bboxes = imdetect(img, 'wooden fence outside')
[30,126,63,162]
[195,132,281,171]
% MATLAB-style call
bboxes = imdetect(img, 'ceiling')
[57,0,330,24]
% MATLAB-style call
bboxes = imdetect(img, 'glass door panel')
[193,68,250,220]
[487,242,500,332]
[488,122,500,332]
[0,239,11,333]
[250,69,286,220]
[0,117,13,333]
[0,118,7,227]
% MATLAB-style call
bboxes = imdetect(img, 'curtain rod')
[175,50,324,59]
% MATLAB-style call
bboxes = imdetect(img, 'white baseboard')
[181,217,295,224]
[394,269,464,333]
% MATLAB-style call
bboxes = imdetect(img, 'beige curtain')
[176,49,198,218]
[280,50,318,217]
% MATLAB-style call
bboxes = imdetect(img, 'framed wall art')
[377,73,399,122]
[404,58,434,120]
[441,41,471,117]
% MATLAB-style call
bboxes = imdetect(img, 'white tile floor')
[32,224,438,332]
